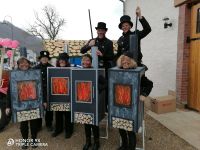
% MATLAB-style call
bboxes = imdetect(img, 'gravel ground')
[0,110,197,150]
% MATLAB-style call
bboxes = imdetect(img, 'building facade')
[174,0,200,110]
[124,0,178,97]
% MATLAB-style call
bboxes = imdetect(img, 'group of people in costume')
[4,7,153,150]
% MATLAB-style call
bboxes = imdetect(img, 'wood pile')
[74,112,93,124]
[17,108,40,122]
[43,40,118,58]
[50,103,70,111]
[112,117,133,131]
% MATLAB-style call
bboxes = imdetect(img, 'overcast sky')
[0,0,123,40]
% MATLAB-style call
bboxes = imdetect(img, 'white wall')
[124,0,178,97]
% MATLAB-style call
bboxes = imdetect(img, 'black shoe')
[92,142,100,150]
[31,142,38,149]
[65,131,73,139]
[128,146,136,150]
[47,126,53,132]
[117,145,128,150]
[52,131,62,137]
[31,139,38,149]
[83,142,91,150]
[21,142,28,149]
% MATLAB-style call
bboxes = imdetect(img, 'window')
[197,8,200,33]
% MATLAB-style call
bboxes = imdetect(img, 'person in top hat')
[116,6,151,66]
[81,22,114,69]
[34,51,54,132]
[116,51,153,150]
[81,22,114,112]
[52,53,74,139]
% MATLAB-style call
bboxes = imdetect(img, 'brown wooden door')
[188,3,200,111]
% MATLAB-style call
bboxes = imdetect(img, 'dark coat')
[34,63,53,102]
[140,75,153,97]
[117,17,151,64]
[81,37,114,69]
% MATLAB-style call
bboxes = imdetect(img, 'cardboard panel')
[47,67,72,111]
[108,67,145,132]
[71,68,105,125]
[10,69,43,122]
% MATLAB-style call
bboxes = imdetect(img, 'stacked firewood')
[74,112,93,124]
[17,108,40,122]
[43,40,118,58]
[43,40,65,58]
[112,117,133,131]
[68,40,88,57]
[50,103,70,111]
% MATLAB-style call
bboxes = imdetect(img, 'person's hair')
[17,57,31,65]
[56,59,70,67]
[117,55,137,69]
[82,54,92,62]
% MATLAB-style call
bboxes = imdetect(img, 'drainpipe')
[119,0,125,15]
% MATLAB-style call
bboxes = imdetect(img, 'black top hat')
[58,53,69,62]
[118,15,133,29]
[95,22,107,31]
[38,51,50,59]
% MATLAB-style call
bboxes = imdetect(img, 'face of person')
[18,60,30,71]
[121,22,132,33]
[97,29,107,39]
[81,57,92,68]
[40,57,49,65]
[121,56,131,69]
[59,59,67,67]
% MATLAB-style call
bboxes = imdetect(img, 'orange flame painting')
[52,77,69,95]
[17,81,37,101]
[114,84,132,107]
[76,81,92,102]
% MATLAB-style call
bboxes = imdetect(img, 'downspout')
[119,0,125,15]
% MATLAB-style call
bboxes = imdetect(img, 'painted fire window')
[197,9,200,33]
[17,80,37,101]
[51,77,69,95]
[75,81,92,103]
[114,83,132,107]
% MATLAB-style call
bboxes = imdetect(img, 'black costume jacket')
[117,17,151,64]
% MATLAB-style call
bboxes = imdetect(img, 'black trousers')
[84,124,99,143]
[37,111,53,129]
[119,129,136,150]
[20,119,38,140]
[55,111,73,133]
[45,111,53,127]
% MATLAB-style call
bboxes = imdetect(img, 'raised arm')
[136,7,151,39]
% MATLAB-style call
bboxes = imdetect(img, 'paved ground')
[147,109,200,149]
[0,109,197,150]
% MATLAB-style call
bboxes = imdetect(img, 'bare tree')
[27,6,66,40]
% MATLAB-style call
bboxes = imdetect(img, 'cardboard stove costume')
[117,51,153,150]
[6,57,39,149]
[51,53,74,138]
